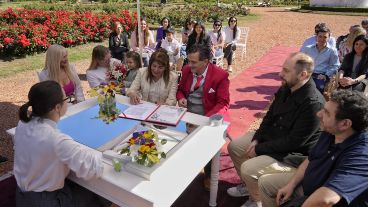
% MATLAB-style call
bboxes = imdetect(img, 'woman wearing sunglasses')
[223,16,241,72]
[208,19,225,58]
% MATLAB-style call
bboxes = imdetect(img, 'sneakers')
[241,199,262,207]
[228,65,233,73]
[227,183,250,197]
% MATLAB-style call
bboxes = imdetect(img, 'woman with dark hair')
[130,18,155,66]
[186,21,212,54]
[181,17,196,44]
[127,49,178,105]
[14,81,110,207]
[208,19,225,58]
[108,21,130,61]
[338,35,368,92]
[156,17,171,49]
[223,16,241,72]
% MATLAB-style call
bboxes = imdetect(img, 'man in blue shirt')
[301,23,336,50]
[301,26,340,93]
[258,90,368,207]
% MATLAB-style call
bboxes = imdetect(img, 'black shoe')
[0,156,8,163]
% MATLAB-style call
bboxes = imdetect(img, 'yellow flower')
[129,138,136,145]
[147,154,160,163]
[143,131,152,139]
[139,145,150,153]
[89,89,98,97]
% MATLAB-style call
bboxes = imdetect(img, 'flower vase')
[99,96,116,116]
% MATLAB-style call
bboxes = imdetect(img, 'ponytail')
[19,102,32,123]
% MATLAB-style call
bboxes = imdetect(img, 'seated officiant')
[176,44,230,190]
[126,49,178,106]
[14,81,110,207]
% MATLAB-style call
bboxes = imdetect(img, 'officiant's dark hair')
[187,44,211,61]
[19,81,64,123]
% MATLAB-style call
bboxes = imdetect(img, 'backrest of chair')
[36,70,42,82]
[239,27,250,44]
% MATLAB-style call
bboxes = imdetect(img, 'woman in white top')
[208,19,225,58]
[130,18,155,67]
[14,80,110,207]
[38,44,85,103]
[127,49,178,106]
[223,16,241,72]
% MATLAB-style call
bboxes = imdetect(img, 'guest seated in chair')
[176,44,230,190]
[227,53,324,207]
[127,49,178,106]
[155,17,171,49]
[301,22,336,51]
[186,21,212,58]
[108,21,130,62]
[161,28,181,71]
[86,45,120,88]
[338,35,368,92]
[124,51,142,89]
[14,81,110,207]
[38,44,85,104]
[208,19,225,62]
[338,26,366,62]
[301,25,340,93]
[223,16,241,72]
[259,90,368,207]
[130,18,155,67]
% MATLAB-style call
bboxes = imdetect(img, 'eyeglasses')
[230,20,237,23]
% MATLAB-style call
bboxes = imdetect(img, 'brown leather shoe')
[203,177,211,191]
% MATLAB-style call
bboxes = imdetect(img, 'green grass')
[0,41,107,78]
[0,1,33,10]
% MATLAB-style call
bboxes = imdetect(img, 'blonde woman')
[38,44,85,103]
[338,26,367,62]
[127,49,178,106]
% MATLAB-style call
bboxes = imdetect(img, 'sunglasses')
[63,95,75,103]
[230,20,237,22]
[214,24,221,26]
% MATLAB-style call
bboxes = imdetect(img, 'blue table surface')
[58,103,187,149]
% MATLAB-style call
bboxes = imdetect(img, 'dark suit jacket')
[176,63,230,121]
[108,32,130,60]
[253,78,325,164]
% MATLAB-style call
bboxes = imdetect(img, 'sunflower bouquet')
[120,130,167,167]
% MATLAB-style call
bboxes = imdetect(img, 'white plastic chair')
[212,52,224,68]
[233,27,250,62]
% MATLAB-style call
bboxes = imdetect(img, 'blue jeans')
[312,73,328,93]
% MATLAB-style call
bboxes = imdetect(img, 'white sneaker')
[228,65,233,73]
[227,183,250,197]
[241,199,262,207]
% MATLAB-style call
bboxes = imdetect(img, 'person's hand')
[317,74,327,80]
[245,140,258,158]
[339,77,353,87]
[178,98,187,107]
[276,184,295,206]
[129,92,141,105]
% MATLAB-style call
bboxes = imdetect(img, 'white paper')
[120,102,157,120]
[146,105,187,125]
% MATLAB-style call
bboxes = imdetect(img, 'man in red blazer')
[176,44,230,189]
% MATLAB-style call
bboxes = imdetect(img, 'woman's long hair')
[135,19,150,47]
[44,44,74,85]
[341,35,368,77]
[189,21,206,44]
[19,81,64,123]
[345,27,366,49]
[228,16,238,40]
[147,49,170,87]
[213,20,222,42]
[87,45,110,70]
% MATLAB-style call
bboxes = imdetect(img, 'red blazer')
[176,63,230,122]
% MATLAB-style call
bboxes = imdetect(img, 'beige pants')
[259,173,304,207]
[227,132,296,202]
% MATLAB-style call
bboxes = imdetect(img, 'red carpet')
[0,46,299,207]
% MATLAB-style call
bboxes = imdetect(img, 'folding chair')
[233,27,250,63]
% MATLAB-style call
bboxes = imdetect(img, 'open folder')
[119,102,187,126]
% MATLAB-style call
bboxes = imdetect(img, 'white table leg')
[209,150,221,207]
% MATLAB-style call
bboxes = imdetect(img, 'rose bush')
[0,8,136,56]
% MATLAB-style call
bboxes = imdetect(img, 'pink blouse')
[63,81,75,96]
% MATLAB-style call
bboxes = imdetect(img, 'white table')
[7,95,228,207]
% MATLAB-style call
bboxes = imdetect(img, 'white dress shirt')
[14,118,103,192]
[161,38,181,63]
[86,66,108,88]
